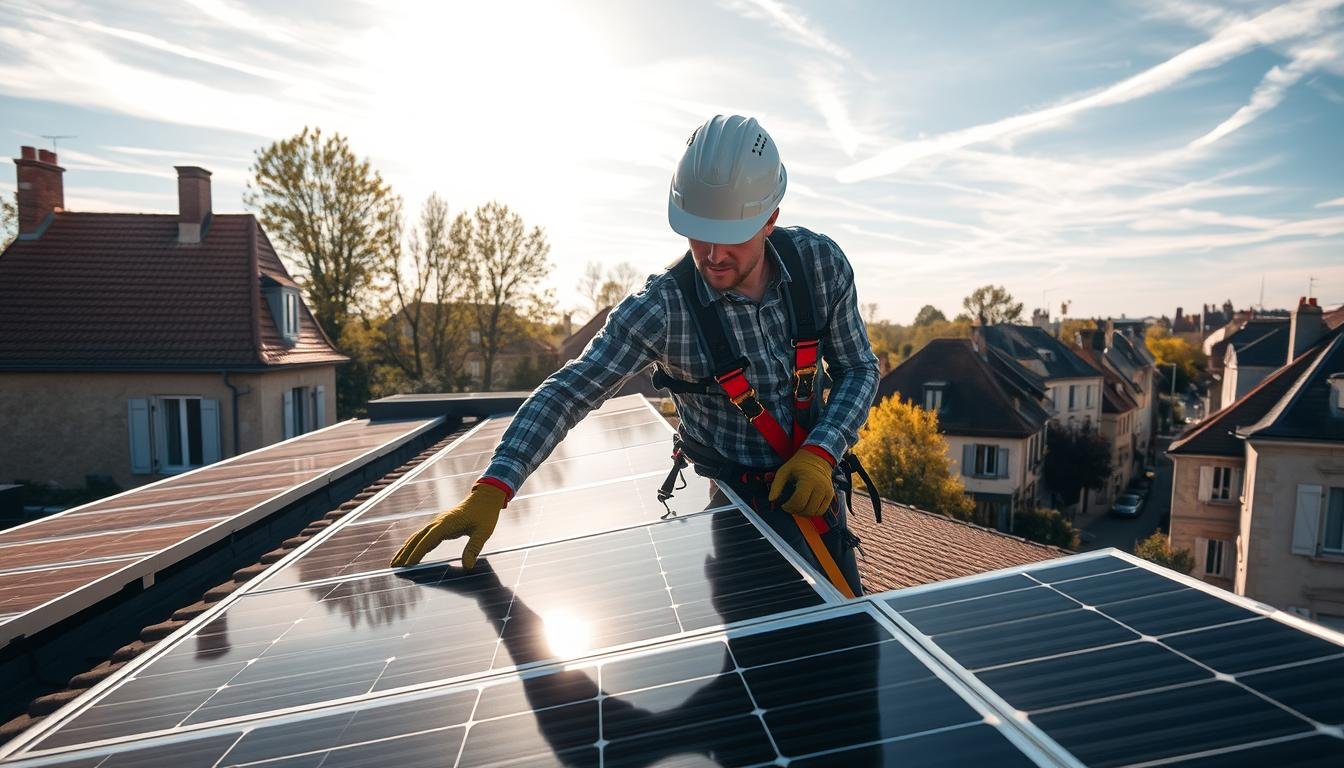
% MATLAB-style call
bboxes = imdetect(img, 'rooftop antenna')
[1258,274,1265,310]
[1308,275,1318,299]
[40,134,76,153]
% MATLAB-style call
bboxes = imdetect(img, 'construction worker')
[391,114,879,596]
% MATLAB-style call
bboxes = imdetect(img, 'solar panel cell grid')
[5,606,1043,768]
[880,554,1344,767]
[0,558,140,616]
[35,509,825,749]
[0,520,219,571]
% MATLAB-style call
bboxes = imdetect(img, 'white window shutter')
[1292,484,1323,556]
[1231,468,1243,502]
[962,445,974,476]
[283,389,295,439]
[200,399,221,464]
[127,399,152,474]
[997,447,1010,478]
[1194,537,1208,573]
[315,385,326,428]
[1198,466,1213,502]
[151,397,167,473]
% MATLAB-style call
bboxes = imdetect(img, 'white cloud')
[722,0,858,63]
[1318,196,1344,207]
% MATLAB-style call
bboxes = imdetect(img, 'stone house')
[980,324,1104,431]
[0,148,345,491]
[1167,297,1344,627]
[877,337,1051,531]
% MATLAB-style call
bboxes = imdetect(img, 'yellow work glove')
[389,483,505,569]
[768,448,835,517]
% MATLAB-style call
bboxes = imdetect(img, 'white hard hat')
[668,115,787,244]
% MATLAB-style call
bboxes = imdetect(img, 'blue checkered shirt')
[483,226,879,493]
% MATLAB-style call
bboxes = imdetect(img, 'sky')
[1,0,1342,324]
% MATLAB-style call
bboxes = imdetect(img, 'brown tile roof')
[848,493,1065,593]
[0,213,346,371]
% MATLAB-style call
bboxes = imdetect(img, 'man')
[391,114,879,595]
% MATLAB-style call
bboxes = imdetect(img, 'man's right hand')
[389,483,506,569]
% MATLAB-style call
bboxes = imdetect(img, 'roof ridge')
[1240,330,1344,439]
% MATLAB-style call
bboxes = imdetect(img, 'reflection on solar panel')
[0,417,438,647]
[0,605,1045,767]
[879,553,1344,766]
[7,393,1344,768]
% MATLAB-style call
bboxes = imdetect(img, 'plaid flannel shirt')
[483,226,879,494]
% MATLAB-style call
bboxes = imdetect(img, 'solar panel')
[876,552,1344,767]
[27,508,826,750]
[0,417,438,647]
[0,604,1047,767]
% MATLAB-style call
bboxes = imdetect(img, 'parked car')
[1110,493,1144,518]
[1126,477,1151,499]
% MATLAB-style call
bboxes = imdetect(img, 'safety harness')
[652,230,881,598]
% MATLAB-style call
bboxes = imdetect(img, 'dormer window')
[282,289,300,340]
[1330,374,1344,417]
[1036,348,1055,362]
[923,381,947,412]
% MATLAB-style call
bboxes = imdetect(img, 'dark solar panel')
[4,606,1042,768]
[33,509,825,749]
[878,553,1344,767]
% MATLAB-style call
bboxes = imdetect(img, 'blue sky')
[1,0,1342,323]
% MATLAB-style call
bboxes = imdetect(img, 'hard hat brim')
[667,197,777,245]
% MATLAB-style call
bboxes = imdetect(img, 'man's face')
[687,209,780,293]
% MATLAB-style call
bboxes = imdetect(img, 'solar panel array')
[3,394,1343,767]
[0,417,439,647]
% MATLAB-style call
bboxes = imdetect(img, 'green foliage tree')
[1,191,16,249]
[962,285,1024,325]
[1145,325,1206,391]
[854,396,976,520]
[1042,423,1113,512]
[1135,530,1196,574]
[1011,507,1079,549]
[245,126,400,347]
[460,201,553,389]
[913,304,946,326]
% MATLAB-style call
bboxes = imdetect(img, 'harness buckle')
[729,387,766,421]
[794,364,818,402]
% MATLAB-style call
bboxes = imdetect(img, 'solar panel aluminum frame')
[865,547,1344,768]
[0,601,1064,767]
[0,396,840,760]
[0,417,443,648]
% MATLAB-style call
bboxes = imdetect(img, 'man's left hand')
[769,448,835,517]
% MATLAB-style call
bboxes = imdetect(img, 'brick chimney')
[175,165,212,244]
[13,146,65,237]
[1288,296,1324,363]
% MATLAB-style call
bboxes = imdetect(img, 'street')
[1078,436,1173,553]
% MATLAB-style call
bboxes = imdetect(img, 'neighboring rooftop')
[1074,344,1140,415]
[1228,319,1290,368]
[559,305,660,397]
[876,337,1050,438]
[980,323,1103,380]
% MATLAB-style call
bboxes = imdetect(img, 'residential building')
[556,306,658,398]
[1075,335,1141,513]
[1217,318,1289,412]
[1167,296,1344,623]
[1103,327,1160,466]
[876,337,1051,531]
[980,324,1104,431]
[0,148,346,490]
[461,328,558,390]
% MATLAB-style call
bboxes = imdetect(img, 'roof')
[980,323,1103,380]
[1238,331,1344,444]
[0,213,346,371]
[1229,320,1289,368]
[1105,330,1153,381]
[876,337,1050,438]
[559,305,660,398]
[1074,345,1139,415]
[1169,330,1336,457]
[848,493,1065,592]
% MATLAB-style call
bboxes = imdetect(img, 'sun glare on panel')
[542,609,594,658]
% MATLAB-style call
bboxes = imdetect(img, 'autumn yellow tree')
[854,395,976,520]
[1145,325,1207,390]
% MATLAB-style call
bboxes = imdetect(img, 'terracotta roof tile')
[0,213,346,370]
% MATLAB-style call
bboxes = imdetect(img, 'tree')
[580,261,644,317]
[1135,530,1195,574]
[1042,423,1112,514]
[853,396,976,520]
[1058,318,1097,346]
[379,193,474,388]
[1145,325,1206,391]
[1,191,16,249]
[245,127,400,346]
[1011,507,1079,549]
[962,285,1023,325]
[461,202,553,390]
[913,304,946,326]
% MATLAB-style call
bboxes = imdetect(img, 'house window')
[283,290,300,339]
[975,444,1001,477]
[283,385,326,439]
[1212,466,1235,502]
[1086,385,1094,408]
[923,385,943,412]
[1202,538,1230,578]
[1068,385,1077,410]
[468,360,482,378]
[161,397,204,471]
[1324,488,1344,554]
